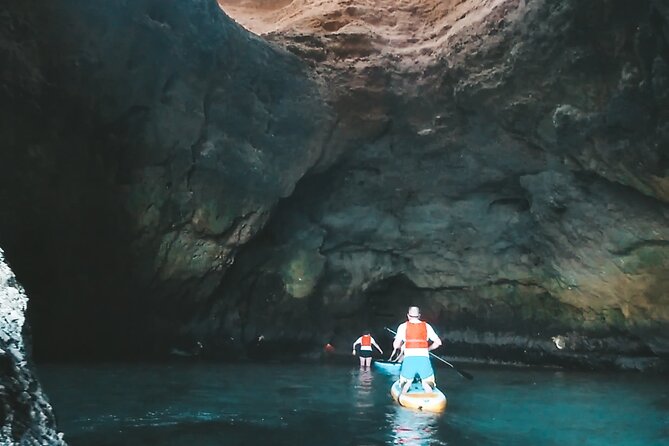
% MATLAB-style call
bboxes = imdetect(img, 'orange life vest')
[361,335,371,347]
[405,322,428,348]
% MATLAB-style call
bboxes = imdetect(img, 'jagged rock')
[0,249,66,445]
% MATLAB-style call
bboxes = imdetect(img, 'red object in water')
[324,343,335,353]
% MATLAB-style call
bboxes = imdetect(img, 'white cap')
[407,306,420,317]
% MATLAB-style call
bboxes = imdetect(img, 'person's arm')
[352,337,362,355]
[392,323,405,350]
[392,344,405,362]
[426,324,442,351]
[371,337,383,354]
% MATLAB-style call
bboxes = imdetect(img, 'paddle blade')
[457,369,474,380]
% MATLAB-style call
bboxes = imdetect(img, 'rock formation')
[0,0,666,372]
[214,0,669,367]
[0,249,66,445]
[1,0,332,358]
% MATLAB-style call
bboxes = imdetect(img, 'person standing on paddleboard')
[393,306,442,394]
[352,330,383,369]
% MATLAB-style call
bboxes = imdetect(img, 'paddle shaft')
[384,326,473,380]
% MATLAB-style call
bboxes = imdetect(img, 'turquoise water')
[38,362,669,445]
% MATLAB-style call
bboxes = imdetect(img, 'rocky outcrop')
[0,0,666,370]
[212,0,669,368]
[0,249,66,445]
[0,0,332,357]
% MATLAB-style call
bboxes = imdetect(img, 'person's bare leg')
[359,357,365,368]
[400,378,412,395]
[364,357,372,368]
[397,377,406,394]
[421,376,435,393]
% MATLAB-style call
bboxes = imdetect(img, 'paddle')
[384,326,473,380]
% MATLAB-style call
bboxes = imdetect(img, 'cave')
[1,0,668,443]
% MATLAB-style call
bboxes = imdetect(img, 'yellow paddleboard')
[390,379,447,413]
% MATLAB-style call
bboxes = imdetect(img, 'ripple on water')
[37,363,669,446]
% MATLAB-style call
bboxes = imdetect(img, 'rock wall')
[0,0,667,370]
[0,249,66,445]
[212,0,669,367]
[0,0,332,358]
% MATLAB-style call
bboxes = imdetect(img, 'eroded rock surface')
[0,0,666,370]
[213,0,669,367]
[0,249,66,445]
[0,0,332,357]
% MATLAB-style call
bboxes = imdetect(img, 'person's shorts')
[358,348,373,358]
[400,356,434,380]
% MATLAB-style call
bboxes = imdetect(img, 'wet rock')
[0,248,66,445]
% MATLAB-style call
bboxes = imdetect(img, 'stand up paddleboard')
[390,379,447,413]
[373,360,401,374]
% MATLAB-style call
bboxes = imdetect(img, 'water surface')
[38,362,669,445]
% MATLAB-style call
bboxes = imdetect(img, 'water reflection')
[352,368,374,410]
[39,364,669,446]
[388,405,443,446]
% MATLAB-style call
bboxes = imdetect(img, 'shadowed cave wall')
[0,0,332,360]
